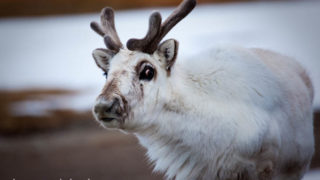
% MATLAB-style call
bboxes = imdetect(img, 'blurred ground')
[0,124,163,180]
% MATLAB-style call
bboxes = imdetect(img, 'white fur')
[94,45,314,180]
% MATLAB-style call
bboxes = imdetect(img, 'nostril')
[93,104,103,114]
[103,97,119,114]
[105,104,113,113]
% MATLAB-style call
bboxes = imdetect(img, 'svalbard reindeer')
[90,0,314,179]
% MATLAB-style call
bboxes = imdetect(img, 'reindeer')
[90,0,314,179]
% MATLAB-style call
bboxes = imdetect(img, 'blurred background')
[0,0,319,179]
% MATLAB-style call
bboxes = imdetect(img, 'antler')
[127,0,196,54]
[91,7,123,52]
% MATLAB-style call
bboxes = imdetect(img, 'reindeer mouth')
[94,114,125,129]
[101,117,116,122]
[96,113,123,123]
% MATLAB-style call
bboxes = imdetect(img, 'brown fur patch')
[140,84,144,99]
[99,78,120,99]
[99,69,129,100]
[119,94,129,124]
[130,79,144,101]
[120,70,128,76]
[163,103,181,113]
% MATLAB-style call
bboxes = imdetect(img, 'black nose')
[94,97,121,122]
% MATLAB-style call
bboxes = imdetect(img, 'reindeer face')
[93,40,178,130]
[90,0,195,131]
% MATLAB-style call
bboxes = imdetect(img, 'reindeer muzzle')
[93,96,124,124]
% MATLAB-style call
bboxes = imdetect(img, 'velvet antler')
[91,7,123,52]
[126,0,196,54]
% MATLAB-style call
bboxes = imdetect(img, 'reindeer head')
[92,0,196,131]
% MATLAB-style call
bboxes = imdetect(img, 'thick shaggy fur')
[94,45,314,180]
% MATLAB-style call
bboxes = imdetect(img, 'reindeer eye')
[103,72,108,78]
[139,65,154,81]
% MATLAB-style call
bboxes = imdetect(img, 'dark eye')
[103,72,108,78]
[139,65,154,81]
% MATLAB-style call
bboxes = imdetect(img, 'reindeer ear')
[157,39,179,72]
[92,48,116,72]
